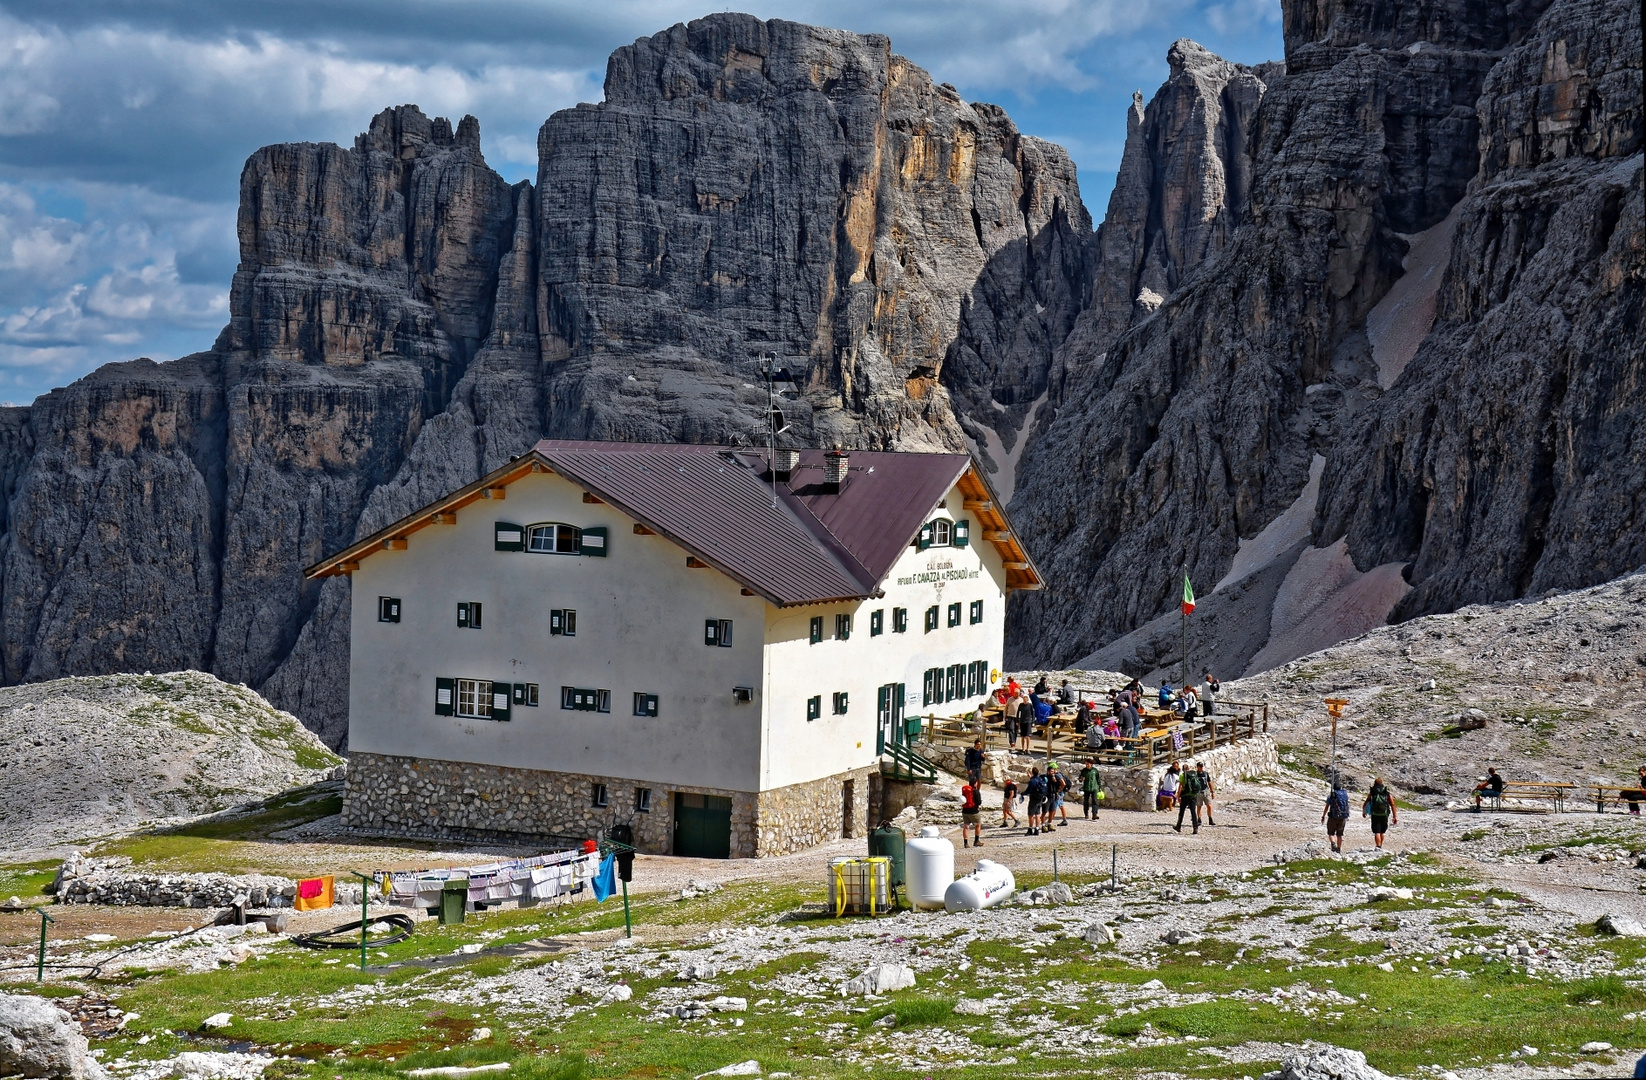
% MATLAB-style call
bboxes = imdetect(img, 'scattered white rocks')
[1017,882,1074,906]
[148,1053,272,1080]
[198,1014,232,1031]
[1367,887,1414,902]
[705,997,747,1013]
[406,1065,510,1078]
[953,998,992,1016]
[677,881,723,901]
[840,964,916,997]
[468,1027,491,1042]
[1509,1046,1539,1059]
[0,993,108,1080]
[677,960,717,981]
[1161,929,1200,945]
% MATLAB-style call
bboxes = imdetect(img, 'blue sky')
[0,0,1283,406]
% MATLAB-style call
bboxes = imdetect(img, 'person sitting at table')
[1057,679,1076,707]
[1084,720,1105,750]
[1033,675,1051,698]
[1074,699,1093,734]
[1102,714,1122,747]
[1158,680,1174,708]
[1473,767,1505,809]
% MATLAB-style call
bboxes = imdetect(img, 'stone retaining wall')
[917,735,1279,812]
[54,857,294,908]
[344,751,869,858]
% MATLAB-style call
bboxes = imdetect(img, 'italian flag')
[1181,574,1196,615]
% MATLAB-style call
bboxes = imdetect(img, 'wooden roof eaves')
[957,462,1044,590]
[303,455,547,580]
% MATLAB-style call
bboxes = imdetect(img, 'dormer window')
[917,518,968,550]
[527,522,582,554]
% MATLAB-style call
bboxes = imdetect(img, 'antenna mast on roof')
[759,353,793,510]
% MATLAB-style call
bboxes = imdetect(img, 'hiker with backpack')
[1322,781,1351,852]
[1174,763,1204,833]
[1048,762,1070,827]
[1195,762,1217,825]
[1023,767,1049,835]
[1000,776,1020,829]
[1364,777,1398,848]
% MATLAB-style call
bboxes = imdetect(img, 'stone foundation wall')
[1088,735,1280,811]
[914,741,1010,785]
[343,751,870,859]
[754,767,872,856]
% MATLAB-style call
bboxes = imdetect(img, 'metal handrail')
[881,740,939,784]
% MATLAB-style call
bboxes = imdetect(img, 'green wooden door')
[674,792,732,859]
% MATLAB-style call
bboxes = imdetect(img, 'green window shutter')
[435,677,455,716]
[579,525,608,557]
[893,683,905,723]
[918,522,932,550]
[809,616,823,644]
[550,609,565,636]
[953,518,970,547]
[970,599,983,624]
[495,522,524,552]
[491,683,512,722]
[705,619,720,647]
[870,609,883,636]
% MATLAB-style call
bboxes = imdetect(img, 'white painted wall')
[759,481,1009,789]
[348,470,767,793]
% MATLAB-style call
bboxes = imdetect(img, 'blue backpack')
[1328,789,1350,817]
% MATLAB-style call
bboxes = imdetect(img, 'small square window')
[595,689,611,713]
[633,692,659,717]
[948,602,962,627]
[809,616,824,644]
[924,605,939,633]
[551,609,577,636]
[869,609,884,636]
[704,619,733,647]
[733,685,754,702]
[892,607,908,633]
[806,695,822,721]
[835,613,851,640]
[378,596,401,623]
[635,787,652,813]
[970,600,984,625]
[513,682,540,707]
[457,601,482,629]
[833,691,849,715]
[591,782,608,808]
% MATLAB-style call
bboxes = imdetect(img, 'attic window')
[527,522,582,554]
[930,520,952,546]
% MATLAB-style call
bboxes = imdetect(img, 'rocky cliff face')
[1005,0,1643,678]
[0,17,1093,745]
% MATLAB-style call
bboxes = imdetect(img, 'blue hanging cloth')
[592,853,617,902]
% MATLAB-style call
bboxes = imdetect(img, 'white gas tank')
[904,826,955,910]
[944,858,1016,911]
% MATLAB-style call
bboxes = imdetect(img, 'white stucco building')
[307,440,1040,858]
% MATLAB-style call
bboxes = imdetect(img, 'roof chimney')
[823,449,849,492]
[772,448,799,481]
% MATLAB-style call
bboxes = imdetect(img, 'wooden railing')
[922,699,1270,769]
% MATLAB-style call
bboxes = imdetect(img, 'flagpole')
[1181,566,1189,688]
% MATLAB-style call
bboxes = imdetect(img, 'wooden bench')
[1591,785,1646,813]
[1477,781,1574,813]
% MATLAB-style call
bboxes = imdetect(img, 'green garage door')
[674,792,733,859]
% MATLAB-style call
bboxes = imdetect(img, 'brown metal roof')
[305,440,1044,602]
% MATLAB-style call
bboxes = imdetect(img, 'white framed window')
[456,679,492,719]
[512,682,540,707]
[457,601,482,629]
[930,519,952,546]
[527,522,583,554]
[590,783,608,808]
[633,692,659,717]
[378,596,400,623]
[635,787,652,813]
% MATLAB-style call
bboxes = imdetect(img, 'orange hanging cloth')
[294,875,334,911]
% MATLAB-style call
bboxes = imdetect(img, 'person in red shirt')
[960,781,983,848]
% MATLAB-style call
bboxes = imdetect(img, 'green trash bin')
[439,879,467,925]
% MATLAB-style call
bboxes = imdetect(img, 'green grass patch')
[0,859,60,900]
[862,996,955,1030]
